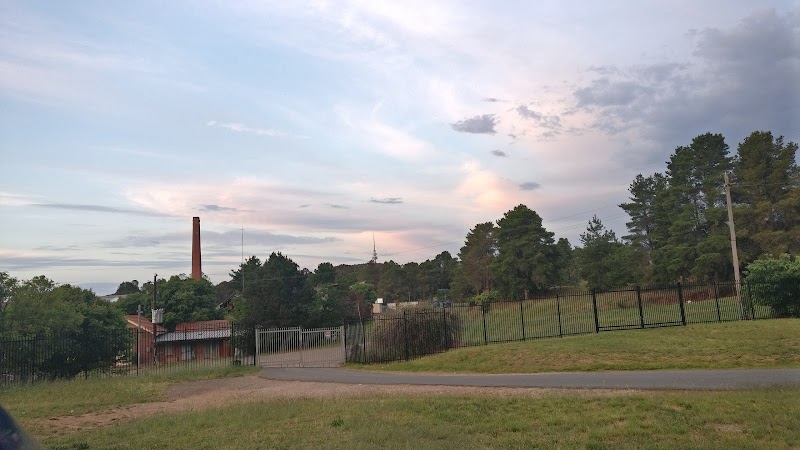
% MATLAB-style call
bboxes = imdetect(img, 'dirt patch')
[31,375,643,437]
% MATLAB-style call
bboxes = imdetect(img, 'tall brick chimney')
[191,217,202,280]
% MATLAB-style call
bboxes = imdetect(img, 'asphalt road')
[260,367,800,390]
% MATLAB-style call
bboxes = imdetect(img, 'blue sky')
[1,1,798,294]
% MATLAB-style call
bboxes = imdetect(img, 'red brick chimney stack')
[192,216,202,280]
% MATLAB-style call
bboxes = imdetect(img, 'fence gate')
[255,326,345,367]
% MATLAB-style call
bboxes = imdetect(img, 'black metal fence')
[345,282,784,363]
[0,322,254,386]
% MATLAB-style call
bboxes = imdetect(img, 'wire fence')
[0,322,255,386]
[345,281,785,363]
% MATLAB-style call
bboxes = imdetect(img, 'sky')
[1,1,798,294]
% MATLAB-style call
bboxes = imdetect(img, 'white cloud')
[206,120,286,137]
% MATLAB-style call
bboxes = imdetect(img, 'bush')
[364,308,462,362]
[744,254,800,318]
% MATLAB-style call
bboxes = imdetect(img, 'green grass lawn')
[0,365,259,421]
[4,319,800,449]
[455,292,770,345]
[43,388,800,449]
[357,319,800,373]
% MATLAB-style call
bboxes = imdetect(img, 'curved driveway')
[261,367,800,390]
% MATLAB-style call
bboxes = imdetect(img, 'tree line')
[2,130,797,343]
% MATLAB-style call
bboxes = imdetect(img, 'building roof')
[126,315,167,334]
[174,320,230,332]
[156,328,231,343]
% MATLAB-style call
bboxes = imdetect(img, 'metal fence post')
[31,335,37,383]
[403,311,410,360]
[591,289,600,333]
[636,286,645,329]
[442,308,450,349]
[746,281,756,319]
[677,282,686,326]
[482,303,488,345]
[519,301,526,341]
[713,282,721,322]
[136,328,140,375]
[556,294,563,338]
[362,321,367,363]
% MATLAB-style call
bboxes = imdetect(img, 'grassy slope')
[45,388,800,450]
[357,319,800,373]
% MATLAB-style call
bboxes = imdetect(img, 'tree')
[347,281,377,320]
[554,237,577,286]
[492,205,560,299]
[457,222,496,297]
[732,131,800,260]
[619,173,667,282]
[113,280,140,295]
[310,262,337,286]
[229,256,262,294]
[114,291,149,315]
[744,254,800,317]
[416,252,458,301]
[157,275,224,331]
[578,216,635,290]
[231,252,313,329]
[401,262,421,301]
[650,133,733,281]
[377,260,405,301]
[1,276,130,379]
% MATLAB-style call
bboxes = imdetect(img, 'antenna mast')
[370,233,378,263]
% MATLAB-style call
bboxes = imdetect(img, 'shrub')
[744,254,800,318]
[364,308,462,362]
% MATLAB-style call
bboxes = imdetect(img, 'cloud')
[201,204,236,212]
[450,114,498,134]
[490,150,508,157]
[335,105,433,161]
[104,228,340,249]
[370,197,404,204]
[515,105,562,130]
[693,9,797,65]
[574,78,650,108]
[0,192,39,206]
[31,203,167,217]
[482,97,505,102]
[569,9,799,161]
[206,120,287,137]
[327,204,348,209]
[519,181,542,191]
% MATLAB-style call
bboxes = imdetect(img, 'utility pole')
[724,172,745,319]
[152,273,158,365]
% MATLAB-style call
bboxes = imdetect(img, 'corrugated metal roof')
[156,328,231,343]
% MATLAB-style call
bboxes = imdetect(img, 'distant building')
[125,316,233,365]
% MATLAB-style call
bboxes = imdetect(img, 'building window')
[164,344,174,356]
